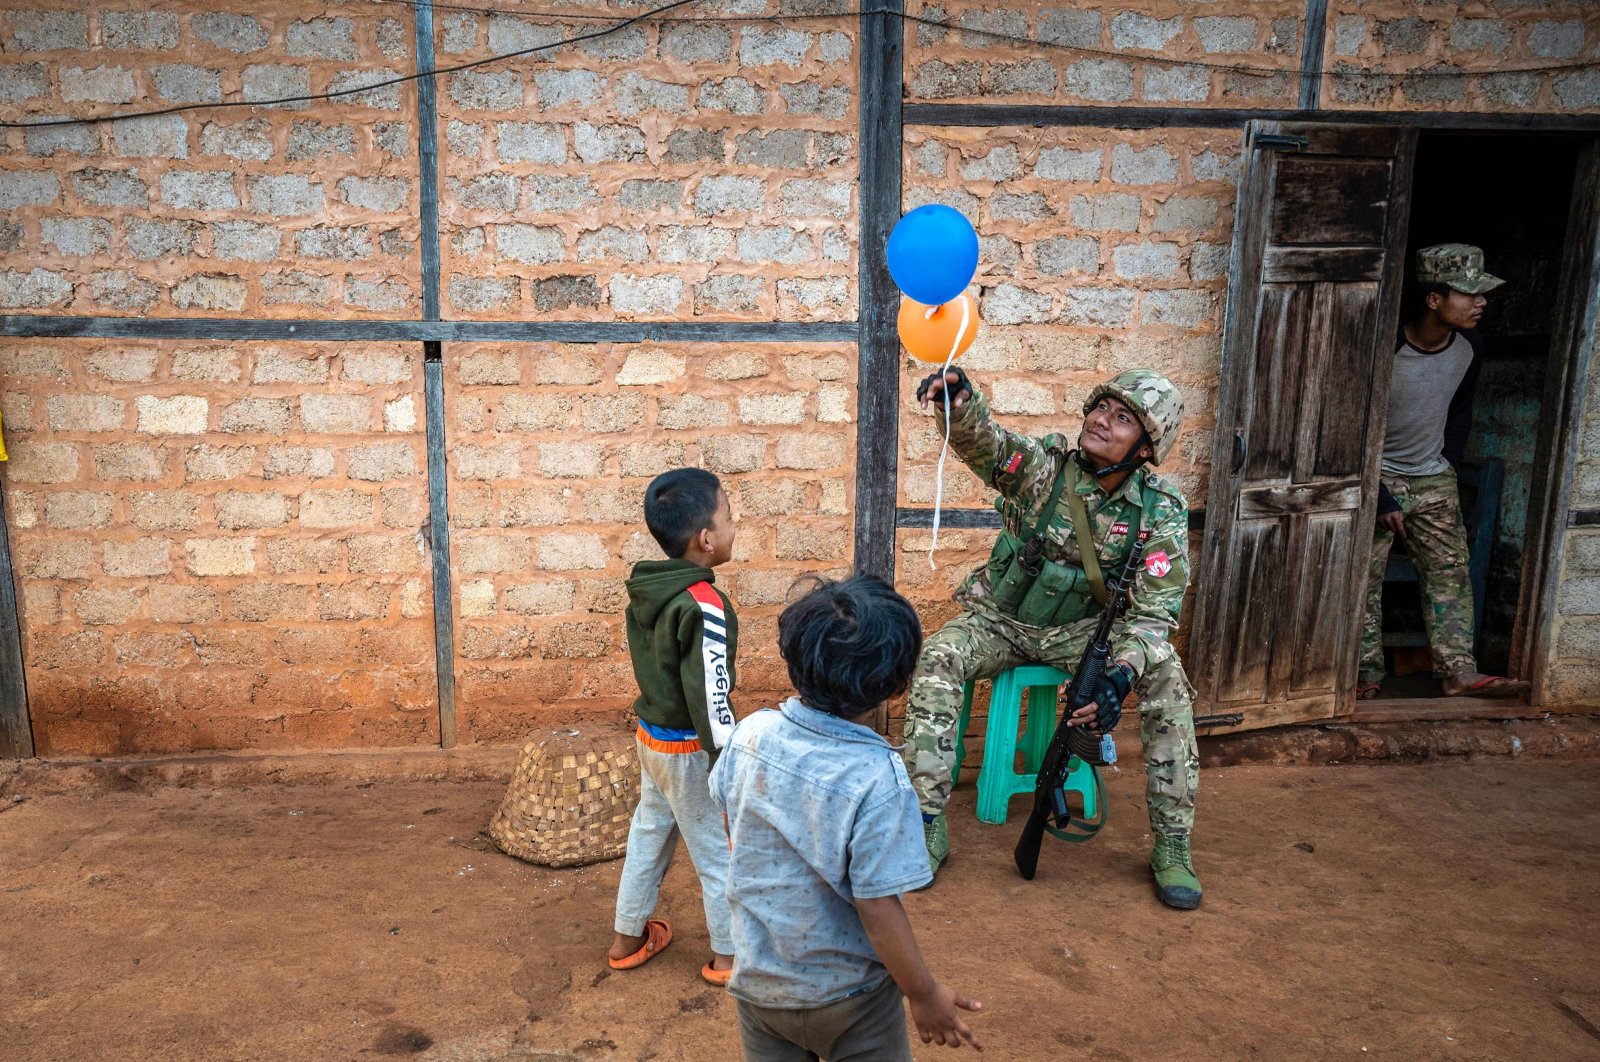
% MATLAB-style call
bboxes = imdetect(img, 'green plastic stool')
[953,665,1101,826]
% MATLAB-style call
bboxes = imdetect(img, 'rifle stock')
[1014,538,1147,880]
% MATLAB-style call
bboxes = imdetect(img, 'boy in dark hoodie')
[607,467,738,987]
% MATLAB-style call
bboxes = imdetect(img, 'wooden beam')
[904,103,1600,134]
[854,0,904,582]
[414,0,442,323]
[0,487,32,758]
[0,315,859,344]
[423,344,458,749]
[1298,0,1330,111]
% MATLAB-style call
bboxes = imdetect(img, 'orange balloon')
[898,294,978,364]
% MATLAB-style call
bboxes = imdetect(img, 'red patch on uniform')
[1145,551,1172,578]
[1138,529,1152,541]
[1004,452,1023,474]
[1110,522,1129,536]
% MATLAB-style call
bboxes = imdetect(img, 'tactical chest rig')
[982,450,1144,629]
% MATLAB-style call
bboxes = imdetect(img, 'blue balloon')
[886,205,979,306]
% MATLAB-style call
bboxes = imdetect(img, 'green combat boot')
[1150,834,1202,909]
[924,813,950,878]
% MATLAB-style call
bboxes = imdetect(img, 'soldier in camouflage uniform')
[906,367,1203,909]
[1356,244,1528,700]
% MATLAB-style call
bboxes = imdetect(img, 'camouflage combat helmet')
[1083,369,1185,465]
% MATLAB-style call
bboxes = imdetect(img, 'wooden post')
[0,486,33,758]
[1299,0,1330,111]
[855,0,904,586]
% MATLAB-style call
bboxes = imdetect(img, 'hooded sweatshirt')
[625,558,738,764]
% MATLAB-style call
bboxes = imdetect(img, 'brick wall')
[2,2,1597,756]
[443,342,856,743]
[1550,327,1600,706]
[434,7,858,321]
[0,341,436,754]
[1319,0,1600,112]
[905,0,1305,107]
[0,3,423,318]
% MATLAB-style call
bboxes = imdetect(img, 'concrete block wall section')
[435,5,860,321]
[1320,0,1600,112]
[0,342,438,755]
[904,0,1306,107]
[443,342,857,744]
[1550,337,1600,706]
[0,3,423,318]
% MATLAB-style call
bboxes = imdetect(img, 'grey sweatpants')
[735,978,911,1062]
[612,738,733,955]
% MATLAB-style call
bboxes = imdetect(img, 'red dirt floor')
[3,759,1599,1061]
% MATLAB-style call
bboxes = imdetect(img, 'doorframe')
[1513,139,1600,707]
[1348,134,1600,718]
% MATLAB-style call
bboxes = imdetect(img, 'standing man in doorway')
[1356,244,1528,700]
[905,368,1203,910]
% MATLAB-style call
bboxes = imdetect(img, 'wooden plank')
[1298,0,1330,111]
[1268,155,1393,245]
[1197,694,1337,734]
[413,0,441,322]
[904,104,1600,134]
[1288,512,1355,694]
[1308,282,1382,478]
[423,348,457,749]
[0,487,32,758]
[1262,246,1384,283]
[1242,283,1310,481]
[854,0,903,583]
[1237,481,1361,518]
[0,315,859,344]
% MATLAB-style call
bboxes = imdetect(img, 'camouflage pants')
[1358,469,1476,681]
[902,608,1198,836]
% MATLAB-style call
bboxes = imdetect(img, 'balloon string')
[929,296,970,571]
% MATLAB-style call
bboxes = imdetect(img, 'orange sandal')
[701,960,732,987]
[608,918,672,971]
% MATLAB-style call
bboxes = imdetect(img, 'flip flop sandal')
[1448,676,1530,698]
[608,918,672,971]
[1354,682,1382,701]
[700,960,732,987]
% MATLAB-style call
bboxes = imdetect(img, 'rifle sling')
[1065,463,1109,605]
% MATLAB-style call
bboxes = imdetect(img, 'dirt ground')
[4,758,1600,1062]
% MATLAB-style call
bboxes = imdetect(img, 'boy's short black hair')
[778,574,923,717]
[644,467,723,558]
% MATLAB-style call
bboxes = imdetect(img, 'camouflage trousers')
[1358,469,1476,681]
[902,608,1199,836]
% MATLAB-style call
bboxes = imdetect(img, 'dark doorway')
[1372,133,1581,699]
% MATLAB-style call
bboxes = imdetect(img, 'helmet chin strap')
[1075,431,1151,480]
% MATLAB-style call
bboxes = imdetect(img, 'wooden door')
[1190,122,1416,733]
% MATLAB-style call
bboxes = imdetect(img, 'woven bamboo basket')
[487,723,640,868]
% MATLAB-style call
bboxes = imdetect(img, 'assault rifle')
[1014,537,1147,881]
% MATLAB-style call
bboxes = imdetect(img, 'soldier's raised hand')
[916,366,973,411]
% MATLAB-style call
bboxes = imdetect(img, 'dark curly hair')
[777,575,923,718]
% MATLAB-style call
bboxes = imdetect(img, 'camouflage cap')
[1083,369,1185,465]
[1415,243,1504,295]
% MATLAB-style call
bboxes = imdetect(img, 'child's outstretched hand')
[909,983,983,1050]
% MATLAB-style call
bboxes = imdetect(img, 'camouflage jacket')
[936,386,1191,678]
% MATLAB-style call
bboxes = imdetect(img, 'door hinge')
[1253,133,1309,151]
